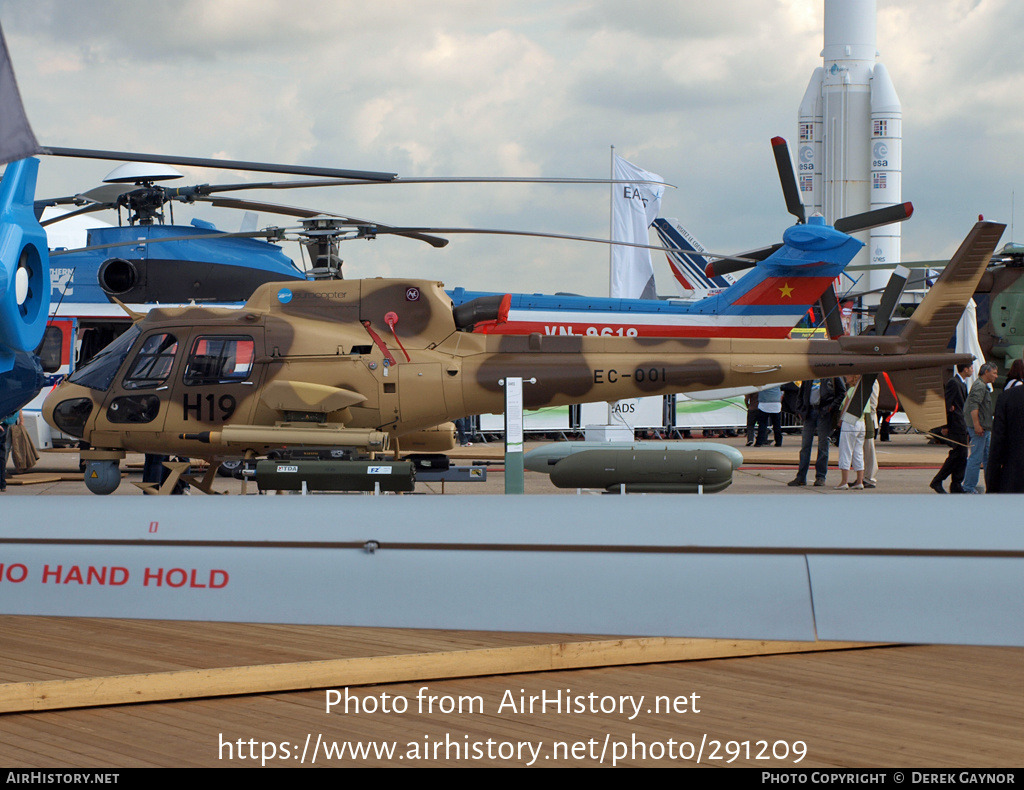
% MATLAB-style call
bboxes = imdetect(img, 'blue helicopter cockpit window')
[68,325,141,392]
[122,333,179,390]
[183,336,254,385]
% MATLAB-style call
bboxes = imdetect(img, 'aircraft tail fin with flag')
[687,215,861,332]
[885,221,1005,434]
[652,218,736,294]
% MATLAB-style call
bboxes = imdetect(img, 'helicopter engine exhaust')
[98,258,138,295]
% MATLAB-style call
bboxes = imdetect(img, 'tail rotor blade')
[771,137,805,225]
[873,265,910,336]
[703,244,782,278]
[818,285,845,339]
[833,202,914,234]
[704,258,756,278]
[847,374,876,425]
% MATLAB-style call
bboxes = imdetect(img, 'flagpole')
[609,144,615,298]
[608,145,615,427]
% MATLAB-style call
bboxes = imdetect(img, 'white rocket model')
[798,0,902,303]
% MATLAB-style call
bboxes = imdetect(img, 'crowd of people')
[782,374,878,490]
[931,358,1024,494]
[781,357,1024,494]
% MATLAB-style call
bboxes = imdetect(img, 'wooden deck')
[0,616,1021,767]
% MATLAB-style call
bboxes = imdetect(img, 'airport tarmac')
[0,431,973,497]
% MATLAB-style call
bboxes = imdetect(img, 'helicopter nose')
[43,381,94,439]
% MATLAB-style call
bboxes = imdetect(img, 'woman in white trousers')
[836,375,866,490]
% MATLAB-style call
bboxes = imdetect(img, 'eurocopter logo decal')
[277,288,293,304]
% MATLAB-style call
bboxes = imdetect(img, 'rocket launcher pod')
[254,459,415,493]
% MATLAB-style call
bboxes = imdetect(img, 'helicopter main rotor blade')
[846,259,947,271]
[771,136,805,225]
[36,184,128,211]
[48,228,291,256]
[197,196,449,248]
[196,195,334,219]
[47,224,729,259]
[833,202,914,234]
[42,147,398,182]
[276,176,677,188]
[165,175,675,199]
[78,183,134,204]
[369,226,754,259]
[40,202,116,227]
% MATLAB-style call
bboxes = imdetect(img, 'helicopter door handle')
[156,386,169,391]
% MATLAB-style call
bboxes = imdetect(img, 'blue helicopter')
[10,148,425,444]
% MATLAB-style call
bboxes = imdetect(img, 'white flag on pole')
[610,155,664,299]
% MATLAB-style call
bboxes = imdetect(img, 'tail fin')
[653,218,734,292]
[887,221,1005,433]
[693,216,862,326]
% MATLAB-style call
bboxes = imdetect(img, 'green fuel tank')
[524,441,743,474]
[546,448,735,493]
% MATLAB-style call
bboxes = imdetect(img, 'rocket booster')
[798,0,902,303]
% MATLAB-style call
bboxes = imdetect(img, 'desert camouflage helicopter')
[42,211,1002,494]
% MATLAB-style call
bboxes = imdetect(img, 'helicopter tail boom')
[882,221,1005,434]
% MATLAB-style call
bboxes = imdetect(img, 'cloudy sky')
[1,0,1019,294]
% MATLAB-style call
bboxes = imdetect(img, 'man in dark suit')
[985,382,1024,493]
[930,362,972,493]
[788,377,846,487]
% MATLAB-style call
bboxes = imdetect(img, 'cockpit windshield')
[68,324,141,392]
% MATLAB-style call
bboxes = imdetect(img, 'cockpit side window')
[67,324,141,392]
[122,333,179,390]
[183,336,254,385]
